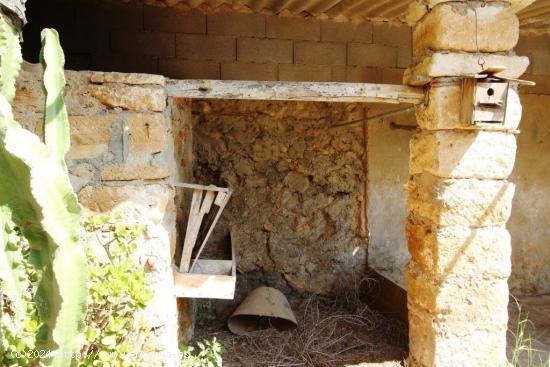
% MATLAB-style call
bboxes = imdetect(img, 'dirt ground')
[193,290,407,367]
[189,266,550,367]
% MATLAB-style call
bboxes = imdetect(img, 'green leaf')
[84,326,99,342]
[101,335,116,347]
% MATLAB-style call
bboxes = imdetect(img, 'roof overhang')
[130,0,550,34]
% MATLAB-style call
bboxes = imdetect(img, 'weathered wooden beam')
[166,79,425,104]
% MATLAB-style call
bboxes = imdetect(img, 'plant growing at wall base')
[0,210,41,366]
[80,214,153,367]
[180,337,225,367]
[0,13,87,366]
[509,299,550,367]
[2,213,155,366]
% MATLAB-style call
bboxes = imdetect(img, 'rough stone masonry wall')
[404,1,527,366]
[22,0,411,84]
[13,63,180,366]
[182,99,367,294]
[366,31,550,296]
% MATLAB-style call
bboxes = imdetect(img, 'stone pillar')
[404,1,532,366]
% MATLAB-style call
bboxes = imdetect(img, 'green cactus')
[0,18,87,367]
[0,14,22,102]
[41,29,70,162]
[0,207,28,322]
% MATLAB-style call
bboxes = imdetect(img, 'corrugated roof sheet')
[518,0,550,33]
[138,0,550,33]
[149,0,412,21]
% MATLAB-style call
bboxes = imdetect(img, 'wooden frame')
[173,182,233,273]
[166,79,424,104]
[172,182,236,299]
[168,79,425,299]
[173,240,236,300]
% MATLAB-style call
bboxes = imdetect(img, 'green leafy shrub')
[180,337,225,367]
[0,213,41,367]
[1,214,154,366]
[79,214,153,367]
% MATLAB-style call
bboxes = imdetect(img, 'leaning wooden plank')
[179,189,203,272]
[180,190,216,272]
[189,190,232,272]
[200,191,216,216]
[172,181,231,193]
[166,79,425,105]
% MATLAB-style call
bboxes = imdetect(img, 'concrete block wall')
[22,0,411,84]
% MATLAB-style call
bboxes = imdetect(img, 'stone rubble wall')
[184,99,368,294]
[13,63,180,366]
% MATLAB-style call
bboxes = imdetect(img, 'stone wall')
[516,33,550,95]
[22,0,411,84]
[180,99,368,294]
[404,2,523,364]
[367,32,550,294]
[508,94,550,295]
[18,0,550,300]
[366,93,550,296]
[507,34,550,295]
[13,63,180,365]
[367,104,416,286]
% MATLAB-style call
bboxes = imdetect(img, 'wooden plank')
[173,235,237,299]
[189,190,233,272]
[179,189,204,272]
[190,260,233,275]
[166,79,425,105]
[173,268,236,299]
[180,190,216,272]
[214,192,228,206]
[200,191,216,216]
[461,78,476,125]
[171,181,231,193]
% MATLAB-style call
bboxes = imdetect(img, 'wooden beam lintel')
[166,79,425,105]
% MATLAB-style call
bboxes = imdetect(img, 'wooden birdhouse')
[461,66,534,126]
